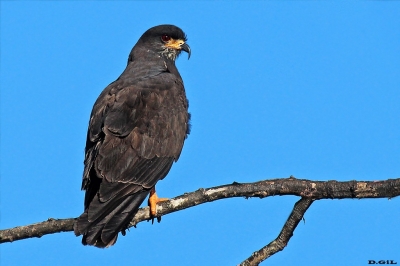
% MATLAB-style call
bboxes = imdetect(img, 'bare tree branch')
[0,218,75,244]
[239,197,314,266]
[1,177,399,245]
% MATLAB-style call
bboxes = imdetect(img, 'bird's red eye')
[161,35,171,42]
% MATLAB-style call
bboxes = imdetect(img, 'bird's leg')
[148,187,169,217]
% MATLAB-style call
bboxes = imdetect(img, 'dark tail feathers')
[74,190,149,248]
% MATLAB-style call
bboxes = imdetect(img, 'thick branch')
[1,177,399,244]
[239,198,314,266]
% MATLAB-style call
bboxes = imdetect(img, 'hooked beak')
[180,43,191,59]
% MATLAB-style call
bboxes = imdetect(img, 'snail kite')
[74,25,191,247]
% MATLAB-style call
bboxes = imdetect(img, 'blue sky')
[1,2,399,265]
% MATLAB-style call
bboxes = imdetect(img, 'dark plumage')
[74,25,191,247]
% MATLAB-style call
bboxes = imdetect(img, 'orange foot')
[148,187,169,219]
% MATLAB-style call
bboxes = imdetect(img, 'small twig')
[239,198,314,266]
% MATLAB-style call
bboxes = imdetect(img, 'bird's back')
[74,25,190,247]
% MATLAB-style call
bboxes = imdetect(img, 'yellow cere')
[165,39,185,50]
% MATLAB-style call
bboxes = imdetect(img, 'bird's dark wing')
[74,72,189,247]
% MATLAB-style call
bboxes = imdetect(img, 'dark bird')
[74,25,191,247]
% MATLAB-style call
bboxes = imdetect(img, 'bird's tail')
[74,190,149,248]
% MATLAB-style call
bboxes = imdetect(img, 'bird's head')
[135,25,191,61]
